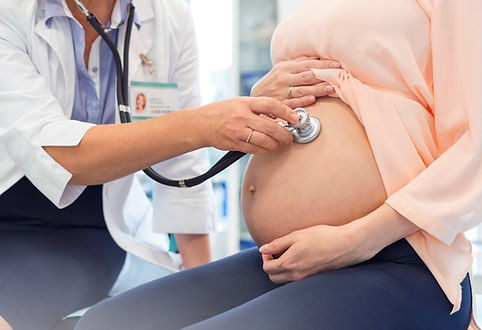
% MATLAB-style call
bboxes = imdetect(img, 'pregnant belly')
[241,97,387,247]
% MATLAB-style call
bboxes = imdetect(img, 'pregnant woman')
[75,0,481,329]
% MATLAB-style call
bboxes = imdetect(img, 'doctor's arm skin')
[44,97,299,186]
[175,233,211,269]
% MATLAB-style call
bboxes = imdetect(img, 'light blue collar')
[45,0,140,29]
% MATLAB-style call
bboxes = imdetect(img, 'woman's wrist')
[344,203,420,259]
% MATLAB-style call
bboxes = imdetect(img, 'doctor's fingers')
[247,114,294,146]
[242,127,280,151]
[237,141,269,155]
[248,97,299,125]
[222,127,268,155]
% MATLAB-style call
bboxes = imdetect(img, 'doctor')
[0,0,301,329]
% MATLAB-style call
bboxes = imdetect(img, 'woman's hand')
[251,57,340,109]
[258,223,377,283]
[259,204,420,284]
[195,97,299,155]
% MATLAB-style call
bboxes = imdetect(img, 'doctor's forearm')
[43,97,297,185]
[45,109,204,186]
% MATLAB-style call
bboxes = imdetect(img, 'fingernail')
[259,244,268,252]
[290,113,300,122]
[324,85,334,93]
[330,62,341,68]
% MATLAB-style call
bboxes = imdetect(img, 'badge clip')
[140,53,156,75]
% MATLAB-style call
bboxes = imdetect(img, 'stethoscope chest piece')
[280,108,322,144]
[292,115,321,143]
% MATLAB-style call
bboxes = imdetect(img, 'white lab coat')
[0,0,215,271]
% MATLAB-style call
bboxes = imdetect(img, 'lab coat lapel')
[34,19,76,118]
[117,6,153,84]
[116,9,153,123]
[128,25,153,80]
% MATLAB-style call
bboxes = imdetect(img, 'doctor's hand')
[251,56,340,109]
[195,97,299,155]
[259,223,376,283]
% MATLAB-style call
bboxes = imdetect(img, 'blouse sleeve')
[385,0,482,245]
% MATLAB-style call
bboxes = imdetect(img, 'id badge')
[130,81,179,120]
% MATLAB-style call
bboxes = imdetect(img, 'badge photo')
[130,81,179,121]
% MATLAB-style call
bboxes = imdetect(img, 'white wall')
[277,0,306,22]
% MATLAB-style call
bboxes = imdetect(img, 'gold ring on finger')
[287,86,295,98]
[246,128,255,143]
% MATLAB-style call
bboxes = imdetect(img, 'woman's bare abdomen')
[241,97,387,246]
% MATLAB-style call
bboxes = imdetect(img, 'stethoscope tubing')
[81,2,246,188]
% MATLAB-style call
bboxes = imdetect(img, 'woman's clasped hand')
[251,56,340,109]
[259,223,374,283]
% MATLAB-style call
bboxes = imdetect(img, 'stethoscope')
[74,0,321,188]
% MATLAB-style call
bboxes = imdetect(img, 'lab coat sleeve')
[0,14,94,207]
[150,3,215,234]
[385,0,482,245]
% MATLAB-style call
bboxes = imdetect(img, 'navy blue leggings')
[76,239,472,330]
[0,177,125,330]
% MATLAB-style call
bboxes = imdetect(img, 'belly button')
[248,185,256,195]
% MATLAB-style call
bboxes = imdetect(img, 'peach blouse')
[271,0,482,325]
